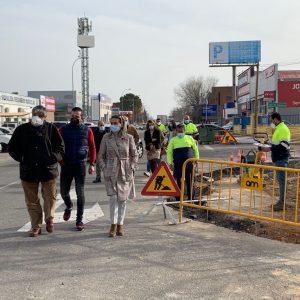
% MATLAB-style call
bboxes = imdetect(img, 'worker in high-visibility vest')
[167,123,199,201]
[183,115,199,141]
[156,118,168,136]
[261,112,291,211]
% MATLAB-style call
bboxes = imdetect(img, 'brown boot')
[108,224,117,237]
[116,225,124,236]
[29,227,41,237]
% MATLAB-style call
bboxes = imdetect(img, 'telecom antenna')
[77,17,95,119]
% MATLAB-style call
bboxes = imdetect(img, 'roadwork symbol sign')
[141,161,181,196]
[220,130,237,144]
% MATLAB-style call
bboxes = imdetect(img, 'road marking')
[17,189,104,232]
[0,181,18,190]
[203,145,214,150]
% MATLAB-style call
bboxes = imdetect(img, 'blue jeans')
[274,159,288,202]
[60,163,86,223]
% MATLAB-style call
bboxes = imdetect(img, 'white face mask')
[149,125,155,130]
[270,123,276,129]
[31,115,44,127]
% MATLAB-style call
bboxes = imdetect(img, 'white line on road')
[0,181,19,190]
[17,189,105,232]
[203,145,214,150]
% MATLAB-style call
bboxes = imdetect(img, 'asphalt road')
[0,148,299,299]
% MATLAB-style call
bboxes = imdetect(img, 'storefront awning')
[0,112,30,117]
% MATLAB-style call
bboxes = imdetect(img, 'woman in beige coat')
[98,115,138,237]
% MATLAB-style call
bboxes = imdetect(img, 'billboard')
[209,41,261,65]
[40,95,55,112]
[278,81,300,107]
[201,105,217,117]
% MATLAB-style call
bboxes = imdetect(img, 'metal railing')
[179,159,300,227]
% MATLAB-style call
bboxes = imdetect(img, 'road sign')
[267,102,287,108]
[141,161,181,196]
[220,130,237,144]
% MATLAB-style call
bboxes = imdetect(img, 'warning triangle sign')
[220,130,237,144]
[141,161,181,196]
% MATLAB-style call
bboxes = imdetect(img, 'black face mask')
[70,118,80,125]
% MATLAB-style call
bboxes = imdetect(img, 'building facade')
[0,92,38,125]
[28,90,83,121]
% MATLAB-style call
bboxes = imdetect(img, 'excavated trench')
[171,159,300,244]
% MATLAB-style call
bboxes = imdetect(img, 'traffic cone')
[261,151,267,162]
[229,152,234,162]
[237,149,242,163]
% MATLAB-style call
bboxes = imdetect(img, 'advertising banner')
[40,95,55,112]
[263,91,276,101]
[201,105,217,117]
[278,81,300,107]
[209,40,261,65]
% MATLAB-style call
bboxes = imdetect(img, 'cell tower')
[77,17,95,119]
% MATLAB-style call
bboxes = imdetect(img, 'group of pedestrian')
[8,105,138,237]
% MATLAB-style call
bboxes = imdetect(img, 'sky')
[1,0,300,117]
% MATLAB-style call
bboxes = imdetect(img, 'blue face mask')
[111,125,121,133]
[177,133,185,138]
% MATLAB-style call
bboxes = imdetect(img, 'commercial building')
[237,65,300,122]
[0,91,38,125]
[28,90,83,121]
[91,94,113,123]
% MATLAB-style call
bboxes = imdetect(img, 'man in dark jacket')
[93,120,106,183]
[8,105,65,237]
[59,107,96,231]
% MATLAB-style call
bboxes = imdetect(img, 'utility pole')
[77,17,95,120]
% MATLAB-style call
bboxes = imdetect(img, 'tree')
[169,107,187,122]
[120,93,143,123]
[174,76,218,123]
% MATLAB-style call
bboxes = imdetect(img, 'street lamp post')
[120,88,131,111]
[72,52,81,102]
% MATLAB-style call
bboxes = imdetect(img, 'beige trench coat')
[98,131,138,201]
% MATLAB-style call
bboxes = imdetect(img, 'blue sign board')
[209,40,261,64]
[202,105,217,117]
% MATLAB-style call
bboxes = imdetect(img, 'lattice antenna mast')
[77,17,95,120]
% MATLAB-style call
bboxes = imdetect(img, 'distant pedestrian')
[8,105,65,237]
[260,112,291,211]
[98,115,138,237]
[123,115,139,145]
[167,123,199,201]
[183,115,199,141]
[144,119,163,173]
[59,107,96,231]
[93,121,106,183]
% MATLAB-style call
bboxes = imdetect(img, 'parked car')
[2,122,19,132]
[52,121,69,128]
[0,131,11,152]
[0,127,13,135]
[222,122,233,131]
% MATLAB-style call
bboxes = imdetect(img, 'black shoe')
[93,177,101,183]
[273,201,284,211]
[63,202,73,221]
[76,222,85,231]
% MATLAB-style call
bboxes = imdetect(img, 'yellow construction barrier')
[179,159,300,227]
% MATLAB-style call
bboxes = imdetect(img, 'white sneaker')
[143,172,151,177]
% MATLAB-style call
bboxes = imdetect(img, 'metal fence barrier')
[179,159,300,227]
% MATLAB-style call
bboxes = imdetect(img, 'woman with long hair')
[144,119,163,173]
[99,115,138,237]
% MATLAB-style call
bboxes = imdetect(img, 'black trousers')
[175,163,193,201]
[60,163,86,223]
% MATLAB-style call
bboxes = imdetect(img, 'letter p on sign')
[214,45,223,58]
